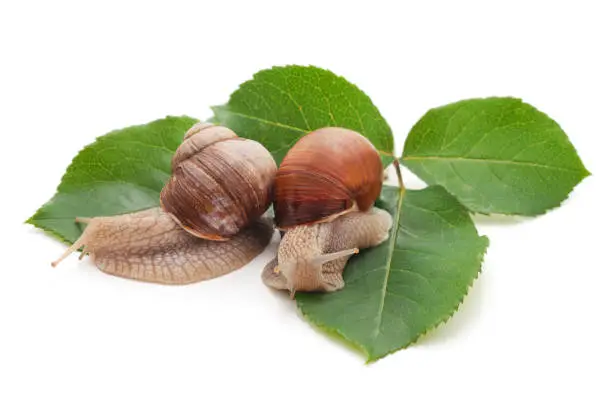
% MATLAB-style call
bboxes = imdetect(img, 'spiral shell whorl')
[161,124,277,240]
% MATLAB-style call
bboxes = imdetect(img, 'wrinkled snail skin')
[262,207,393,296]
[52,208,273,285]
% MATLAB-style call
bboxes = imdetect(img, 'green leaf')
[27,116,199,244]
[297,185,489,362]
[211,65,395,166]
[402,97,590,215]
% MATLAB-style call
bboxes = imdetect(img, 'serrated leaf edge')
[297,236,489,363]
[365,235,489,363]
[297,190,490,363]
[400,97,591,217]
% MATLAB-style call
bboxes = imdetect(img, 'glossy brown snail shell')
[273,127,383,229]
[161,123,277,240]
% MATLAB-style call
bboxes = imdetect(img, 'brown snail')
[161,123,276,240]
[273,127,384,229]
[52,123,276,285]
[262,127,392,297]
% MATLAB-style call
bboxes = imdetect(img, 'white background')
[1,1,610,405]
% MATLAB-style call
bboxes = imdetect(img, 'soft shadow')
[472,213,530,226]
[415,270,488,347]
[265,284,294,305]
[294,302,366,361]
[262,287,368,361]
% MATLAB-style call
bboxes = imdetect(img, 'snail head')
[275,248,358,299]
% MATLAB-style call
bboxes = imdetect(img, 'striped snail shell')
[273,127,383,229]
[161,123,277,240]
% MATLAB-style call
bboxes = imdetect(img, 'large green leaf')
[402,97,589,215]
[297,185,489,362]
[27,116,199,243]
[211,65,395,166]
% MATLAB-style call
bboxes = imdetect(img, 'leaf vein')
[404,156,583,173]
[372,188,405,339]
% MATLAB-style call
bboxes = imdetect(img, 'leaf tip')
[581,166,592,179]
[25,207,43,226]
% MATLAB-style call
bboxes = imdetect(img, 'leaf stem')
[393,158,405,190]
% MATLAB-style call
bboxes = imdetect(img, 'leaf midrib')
[403,155,585,173]
[214,107,395,157]
[372,187,405,340]
[214,107,308,134]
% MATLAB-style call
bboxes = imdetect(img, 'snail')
[51,123,277,285]
[261,127,393,297]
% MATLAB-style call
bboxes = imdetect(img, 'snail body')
[262,208,392,297]
[53,208,272,284]
[52,123,276,284]
[263,127,392,297]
